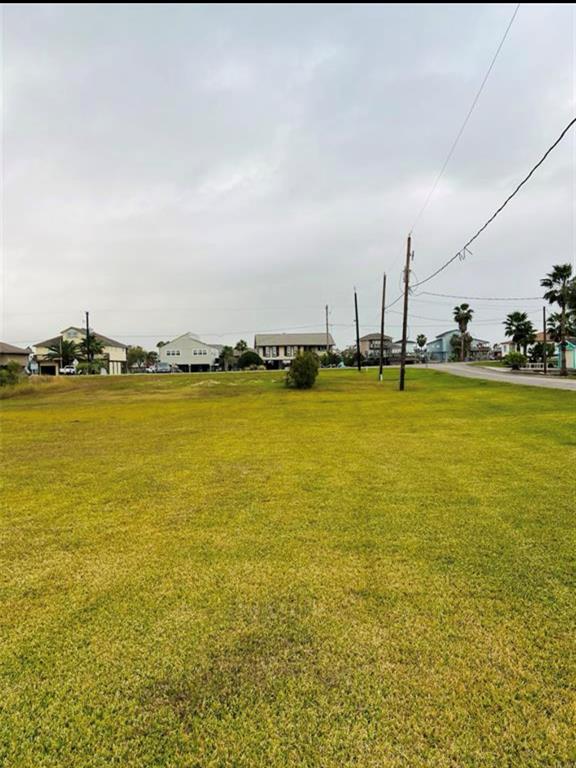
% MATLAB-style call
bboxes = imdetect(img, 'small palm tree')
[234,339,248,352]
[541,263,573,376]
[547,311,576,342]
[453,304,474,361]
[503,311,536,356]
[78,335,105,363]
[46,338,78,367]
[219,346,235,371]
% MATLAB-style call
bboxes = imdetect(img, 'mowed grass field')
[1,369,575,767]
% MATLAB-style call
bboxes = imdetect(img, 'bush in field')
[503,352,526,370]
[286,351,319,389]
[320,351,342,367]
[0,361,22,387]
[237,351,263,369]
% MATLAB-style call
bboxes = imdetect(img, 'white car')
[60,365,76,375]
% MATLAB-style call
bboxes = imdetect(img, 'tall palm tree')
[453,303,474,361]
[503,311,536,356]
[45,338,78,367]
[541,263,573,376]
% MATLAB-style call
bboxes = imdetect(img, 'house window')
[265,346,278,357]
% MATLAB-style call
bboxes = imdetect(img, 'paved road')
[433,363,576,391]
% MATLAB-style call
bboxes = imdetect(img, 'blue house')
[427,329,491,362]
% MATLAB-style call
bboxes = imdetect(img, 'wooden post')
[399,236,412,391]
[543,306,548,375]
[354,288,361,372]
[378,272,387,382]
[325,304,330,362]
[85,311,91,366]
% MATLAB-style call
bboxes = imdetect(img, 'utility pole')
[543,306,548,375]
[325,304,330,362]
[398,235,412,391]
[354,288,361,372]
[378,272,387,382]
[85,311,91,366]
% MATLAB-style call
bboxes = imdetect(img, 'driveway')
[432,363,576,391]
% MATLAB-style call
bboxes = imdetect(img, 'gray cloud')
[3,3,574,350]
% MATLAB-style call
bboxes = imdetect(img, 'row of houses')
[358,330,492,362]
[3,325,575,374]
[0,327,338,375]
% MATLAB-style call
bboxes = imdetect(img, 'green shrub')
[320,351,342,367]
[76,360,105,375]
[503,352,527,370]
[237,351,263,369]
[0,361,23,387]
[286,351,319,389]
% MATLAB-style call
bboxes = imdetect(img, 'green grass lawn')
[1,369,575,767]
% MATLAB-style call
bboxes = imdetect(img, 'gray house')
[158,333,220,372]
[359,333,393,360]
[254,332,335,369]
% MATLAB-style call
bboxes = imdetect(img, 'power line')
[385,293,404,310]
[415,290,542,301]
[412,116,576,289]
[410,3,521,234]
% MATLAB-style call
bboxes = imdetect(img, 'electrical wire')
[411,116,576,289]
[410,3,521,234]
[415,290,542,301]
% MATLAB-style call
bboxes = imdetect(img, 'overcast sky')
[2,3,574,350]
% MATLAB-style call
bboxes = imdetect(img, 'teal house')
[560,337,576,369]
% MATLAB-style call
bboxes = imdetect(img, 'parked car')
[60,365,76,375]
[153,363,173,374]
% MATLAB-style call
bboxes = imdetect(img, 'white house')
[35,326,128,375]
[158,333,219,372]
[499,340,517,356]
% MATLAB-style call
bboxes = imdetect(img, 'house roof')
[164,332,216,348]
[254,332,335,346]
[393,339,416,344]
[435,329,459,338]
[36,327,128,349]
[359,333,393,342]
[0,341,30,355]
[434,329,490,344]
